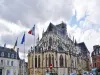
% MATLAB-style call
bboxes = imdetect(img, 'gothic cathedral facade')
[28,22,88,75]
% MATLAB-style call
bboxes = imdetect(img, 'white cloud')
[0,0,100,61]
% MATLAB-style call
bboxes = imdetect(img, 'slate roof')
[43,22,67,36]
[77,42,89,53]
[91,45,100,56]
[0,46,20,59]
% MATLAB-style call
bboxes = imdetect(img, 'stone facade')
[28,22,89,75]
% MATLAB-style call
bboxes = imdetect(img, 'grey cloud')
[0,0,73,27]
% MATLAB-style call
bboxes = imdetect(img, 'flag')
[28,25,35,35]
[21,33,25,44]
[13,38,18,50]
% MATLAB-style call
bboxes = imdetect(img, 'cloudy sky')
[0,0,100,61]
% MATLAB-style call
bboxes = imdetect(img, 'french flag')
[28,25,35,35]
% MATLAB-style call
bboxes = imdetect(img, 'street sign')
[49,64,52,70]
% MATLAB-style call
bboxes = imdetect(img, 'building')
[0,46,20,75]
[91,45,100,68]
[77,42,90,71]
[19,59,28,75]
[28,22,87,75]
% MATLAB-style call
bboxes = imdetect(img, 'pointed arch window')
[59,55,63,67]
[49,37,52,46]
[49,54,51,66]
[52,55,54,67]
[46,55,47,67]
[38,55,40,68]
[35,56,37,68]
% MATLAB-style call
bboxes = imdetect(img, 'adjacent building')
[91,45,100,68]
[28,22,90,75]
[77,42,90,71]
[0,46,20,75]
[19,59,28,75]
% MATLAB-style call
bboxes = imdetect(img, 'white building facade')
[0,47,20,75]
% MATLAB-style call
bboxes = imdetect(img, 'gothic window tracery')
[49,37,52,46]
[49,54,51,66]
[52,55,54,67]
[46,55,47,67]
[35,55,37,68]
[38,55,40,67]
[59,55,63,67]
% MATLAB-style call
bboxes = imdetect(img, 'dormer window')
[11,61,13,66]
[1,52,4,57]
[11,54,14,58]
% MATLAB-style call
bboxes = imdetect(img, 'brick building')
[91,45,100,68]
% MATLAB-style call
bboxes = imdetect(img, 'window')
[11,54,14,58]
[96,51,98,55]
[46,55,47,67]
[49,37,52,46]
[38,55,40,68]
[48,54,51,66]
[52,55,54,67]
[6,70,10,75]
[99,50,100,54]
[48,46,51,50]
[35,56,37,68]
[59,55,63,67]
[1,60,3,65]
[1,52,4,57]
[11,61,13,66]
[7,60,9,66]
[94,52,95,55]
[95,63,96,67]
[8,53,10,58]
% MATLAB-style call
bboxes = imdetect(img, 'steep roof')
[77,42,89,53]
[0,46,20,59]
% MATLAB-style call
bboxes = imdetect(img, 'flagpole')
[23,32,25,75]
[34,26,35,75]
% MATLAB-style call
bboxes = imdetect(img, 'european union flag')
[21,33,25,44]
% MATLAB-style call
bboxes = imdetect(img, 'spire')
[36,34,39,45]
[75,39,77,46]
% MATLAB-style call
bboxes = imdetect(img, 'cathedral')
[28,22,90,75]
